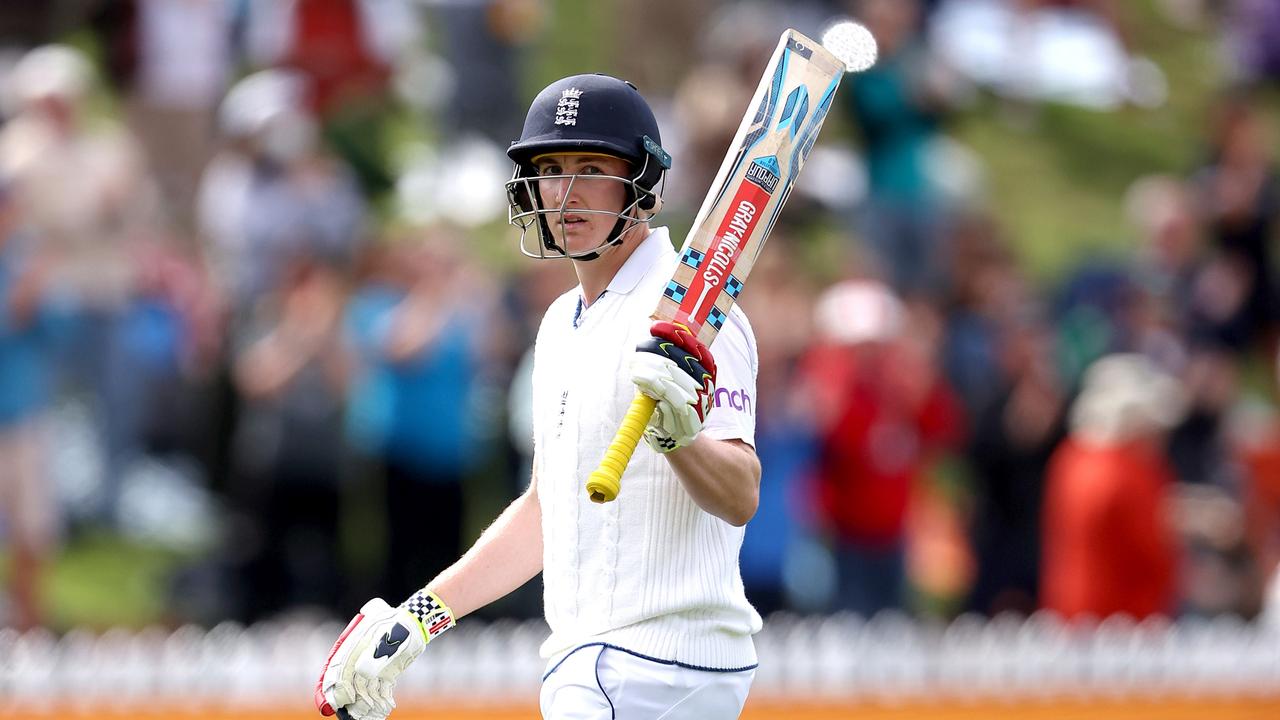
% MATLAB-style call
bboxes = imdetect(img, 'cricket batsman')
[316,73,762,718]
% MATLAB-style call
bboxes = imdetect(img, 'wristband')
[400,588,457,643]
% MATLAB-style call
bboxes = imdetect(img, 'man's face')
[533,153,632,256]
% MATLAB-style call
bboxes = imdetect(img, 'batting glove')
[315,590,456,720]
[630,321,717,453]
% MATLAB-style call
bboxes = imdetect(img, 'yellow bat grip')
[586,391,658,503]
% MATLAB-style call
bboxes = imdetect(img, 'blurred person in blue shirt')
[345,233,495,603]
[844,0,957,296]
[0,45,164,527]
[0,180,70,629]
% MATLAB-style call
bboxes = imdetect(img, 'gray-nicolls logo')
[555,88,583,126]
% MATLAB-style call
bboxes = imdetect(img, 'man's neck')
[572,224,649,307]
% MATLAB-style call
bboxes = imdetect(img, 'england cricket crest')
[555,87,583,126]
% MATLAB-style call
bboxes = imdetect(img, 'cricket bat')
[586,25,872,503]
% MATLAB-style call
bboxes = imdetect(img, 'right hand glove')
[315,590,456,720]
[630,320,718,453]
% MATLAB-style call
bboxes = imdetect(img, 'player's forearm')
[424,482,543,619]
[665,437,761,526]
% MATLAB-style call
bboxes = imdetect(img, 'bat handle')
[586,391,658,503]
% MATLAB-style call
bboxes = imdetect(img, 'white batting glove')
[315,590,456,720]
[630,321,717,453]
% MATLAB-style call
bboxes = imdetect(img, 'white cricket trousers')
[540,643,756,719]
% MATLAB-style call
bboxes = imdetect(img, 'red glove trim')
[314,612,365,716]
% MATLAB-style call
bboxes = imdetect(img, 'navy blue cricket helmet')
[506,74,672,259]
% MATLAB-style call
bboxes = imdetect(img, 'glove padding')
[630,321,717,453]
[315,591,455,720]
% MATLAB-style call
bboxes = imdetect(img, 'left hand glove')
[630,320,717,452]
[315,591,456,720]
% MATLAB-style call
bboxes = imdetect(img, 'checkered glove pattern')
[315,591,456,720]
[630,320,717,453]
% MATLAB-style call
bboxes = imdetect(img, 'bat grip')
[586,391,658,503]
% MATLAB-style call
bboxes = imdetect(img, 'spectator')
[344,233,497,603]
[1256,347,1280,626]
[198,69,367,322]
[104,240,222,476]
[1190,89,1279,354]
[230,259,351,619]
[801,280,965,616]
[965,313,1067,616]
[1124,174,1236,490]
[1041,354,1184,620]
[433,0,538,144]
[738,241,821,615]
[1222,347,1280,618]
[243,0,421,194]
[0,44,162,525]
[939,212,1019,416]
[92,0,236,236]
[0,180,67,629]
[1124,174,1206,353]
[844,0,956,295]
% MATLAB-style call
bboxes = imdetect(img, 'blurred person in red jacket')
[799,280,965,616]
[1042,354,1186,619]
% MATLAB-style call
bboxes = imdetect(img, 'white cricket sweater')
[531,227,763,671]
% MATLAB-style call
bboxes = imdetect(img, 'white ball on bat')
[822,21,877,73]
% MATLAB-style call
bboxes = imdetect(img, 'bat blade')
[586,28,846,504]
[658,30,845,345]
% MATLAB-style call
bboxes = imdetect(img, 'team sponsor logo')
[713,387,753,415]
[555,88,582,126]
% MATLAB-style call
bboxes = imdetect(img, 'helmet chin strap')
[569,217,628,262]
[571,215,648,262]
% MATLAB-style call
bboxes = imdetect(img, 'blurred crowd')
[1,0,1279,636]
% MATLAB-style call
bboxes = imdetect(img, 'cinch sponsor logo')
[714,388,753,414]
[745,161,779,193]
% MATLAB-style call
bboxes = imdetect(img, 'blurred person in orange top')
[1041,354,1186,620]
